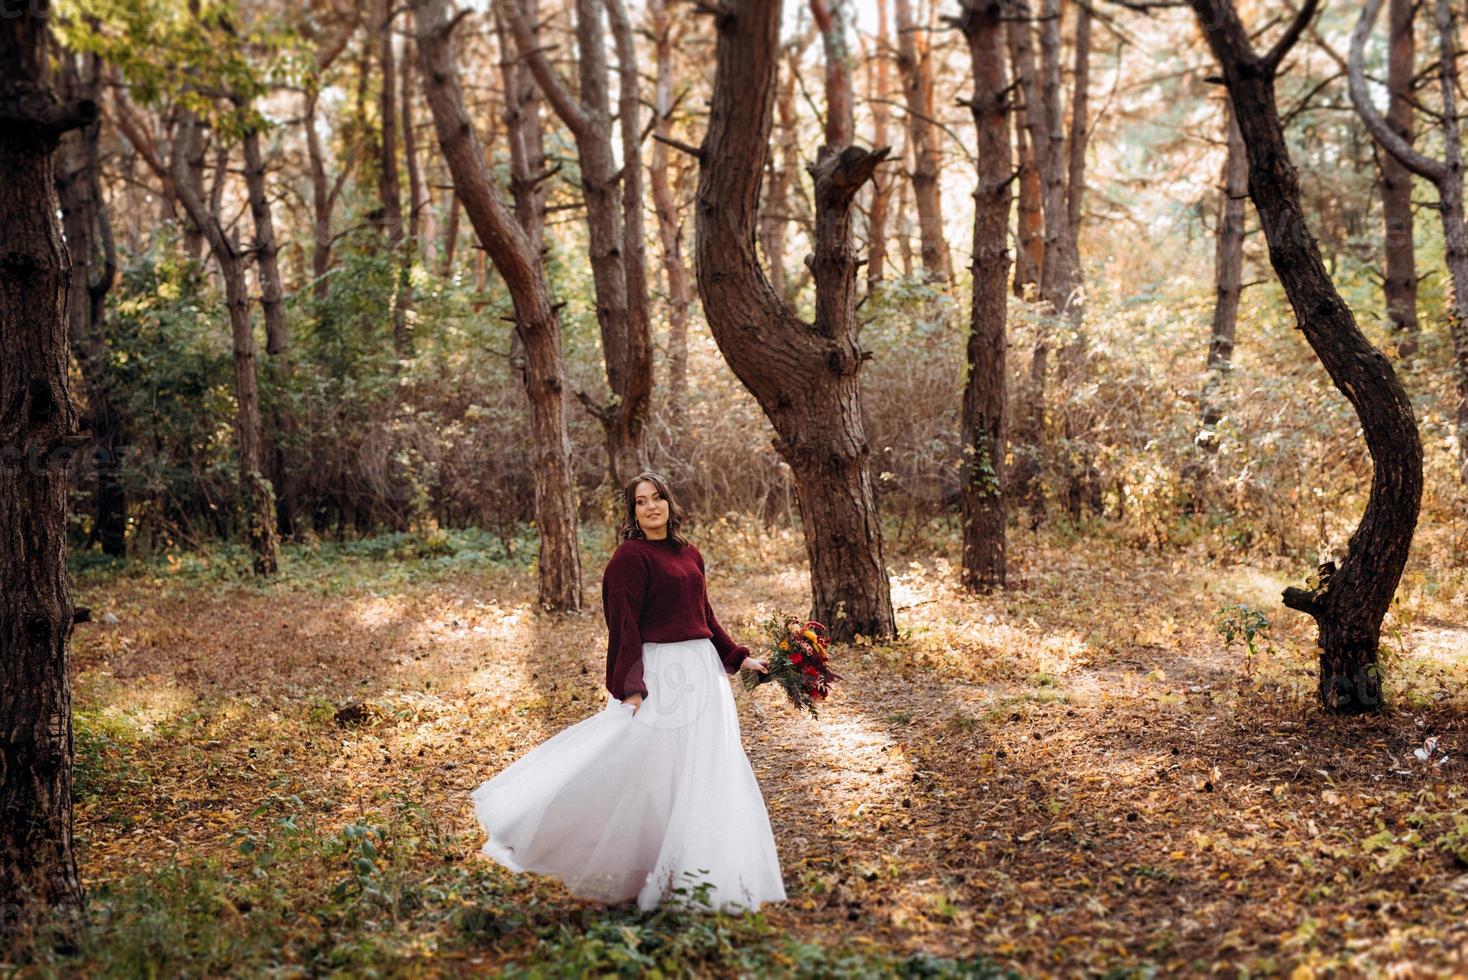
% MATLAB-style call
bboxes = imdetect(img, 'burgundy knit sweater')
[602,537,749,700]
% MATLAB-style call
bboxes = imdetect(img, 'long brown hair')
[617,471,690,546]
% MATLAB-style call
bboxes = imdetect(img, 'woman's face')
[633,480,669,537]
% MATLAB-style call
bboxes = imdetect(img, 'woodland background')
[2,0,1468,974]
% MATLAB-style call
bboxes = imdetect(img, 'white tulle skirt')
[470,637,787,913]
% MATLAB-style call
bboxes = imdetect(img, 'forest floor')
[30,521,1468,977]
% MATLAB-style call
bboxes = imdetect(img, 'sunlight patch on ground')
[345,593,412,630]
[77,672,196,736]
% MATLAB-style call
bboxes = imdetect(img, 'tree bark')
[1199,101,1247,446]
[697,0,895,642]
[1380,0,1419,356]
[500,0,652,488]
[649,0,692,446]
[893,0,950,283]
[1350,0,1468,483]
[58,48,125,558]
[958,0,1011,591]
[0,1,93,928]
[413,0,583,612]
[1197,0,1423,714]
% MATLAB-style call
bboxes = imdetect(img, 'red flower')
[789,651,803,664]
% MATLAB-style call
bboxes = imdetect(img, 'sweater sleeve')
[603,546,650,700]
[694,548,748,674]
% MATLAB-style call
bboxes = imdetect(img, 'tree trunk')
[170,113,280,575]
[1007,12,1043,298]
[1198,0,1422,714]
[414,0,583,612]
[305,90,334,303]
[0,2,94,928]
[58,49,125,558]
[649,0,692,446]
[240,126,286,356]
[607,0,654,476]
[1065,3,1089,253]
[236,106,297,540]
[1037,0,1080,319]
[1350,0,1468,483]
[893,0,950,283]
[501,0,652,488]
[1006,0,1049,518]
[759,43,806,303]
[378,0,412,359]
[811,0,853,147]
[958,0,1011,591]
[1200,101,1247,446]
[1381,0,1419,356]
[865,0,893,292]
[401,31,430,265]
[697,0,895,642]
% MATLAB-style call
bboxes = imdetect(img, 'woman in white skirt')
[470,471,787,913]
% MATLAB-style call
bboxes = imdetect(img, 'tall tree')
[698,0,896,642]
[1199,101,1247,446]
[648,0,693,447]
[57,46,125,558]
[893,0,951,282]
[1380,0,1418,356]
[864,0,894,291]
[303,12,357,302]
[501,0,654,489]
[169,111,281,575]
[0,0,94,929]
[1007,13,1043,297]
[1005,0,1050,521]
[1349,0,1468,481]
[1036,0,1081,320]
[378,0,412,359]
[413,0,584,612]
[1194,0,1422,714]
[957,0,1011,590]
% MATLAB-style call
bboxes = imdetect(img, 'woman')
[469,472,787,913]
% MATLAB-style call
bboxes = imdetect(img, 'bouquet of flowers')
[740,612,842,717]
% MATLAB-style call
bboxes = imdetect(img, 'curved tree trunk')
[413,0,583,612]
[1197,0,1423,714]
[697,0,895,642]
[0,0,93,927]
[959,0,1011,591]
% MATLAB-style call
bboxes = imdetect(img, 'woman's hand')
[741,657,769,674]
[624,694,644,715]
